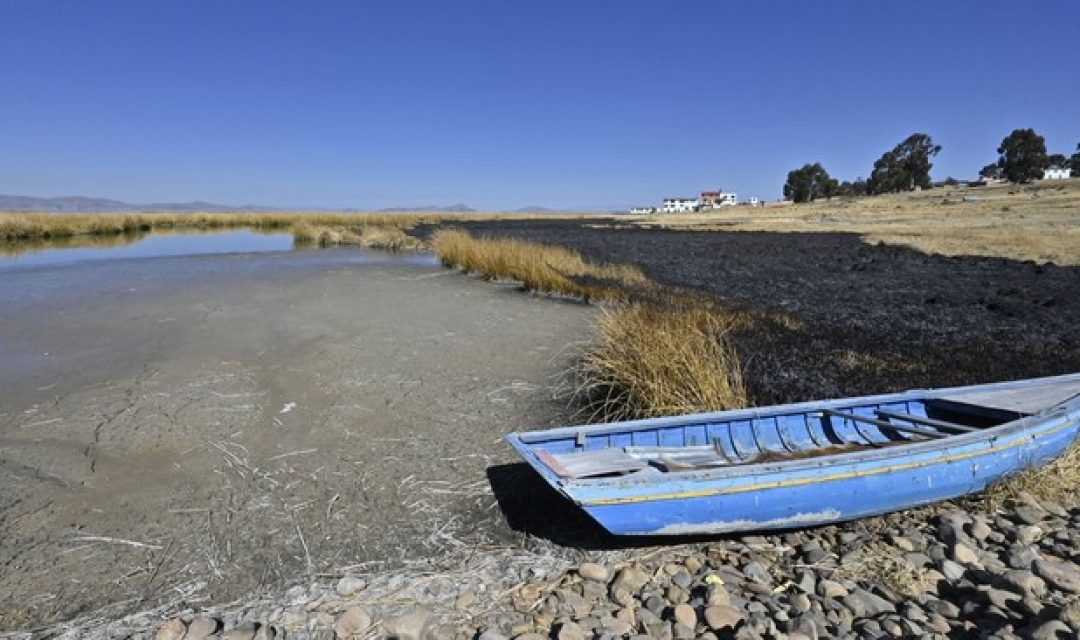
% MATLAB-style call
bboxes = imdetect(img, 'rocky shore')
[29,490,1076,639]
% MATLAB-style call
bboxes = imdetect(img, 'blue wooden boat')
[506,373,1080,535]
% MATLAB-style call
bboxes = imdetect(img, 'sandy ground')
[0,249,594,629]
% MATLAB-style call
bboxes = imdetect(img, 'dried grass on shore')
[0,212,426,242]
[578,303,748,421]
[430,228,748,419]
[292,223,424,251]
[430,228,648,300]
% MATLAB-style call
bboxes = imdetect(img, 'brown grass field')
[628,178,1080,265]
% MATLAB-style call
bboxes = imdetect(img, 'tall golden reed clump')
[430,228,647,300]
[578,303,748,421]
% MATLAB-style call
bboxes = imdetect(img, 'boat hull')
[507,374,1080,536]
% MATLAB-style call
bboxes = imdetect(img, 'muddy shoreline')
[0,249,595,629]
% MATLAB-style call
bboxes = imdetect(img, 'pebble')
[185,617,220,640]
[790,593,811,613]
[1034,558,1080,593]
[222,622,257,640]
[336,575,366,597]
[672,603,696,628]
[578,562,610,583]
[555,620,586,640]
[382,610,431,640]
[999,569,1047,597]
[333,608,372,638]
[1030,619,1071,640]
[703,605,744,631]
[951,542,979,565]
[155,619,186,640]
[816,580,848,599]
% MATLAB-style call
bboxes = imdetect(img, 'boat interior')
[528,398,1027,480]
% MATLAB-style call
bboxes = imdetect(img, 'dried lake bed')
[0,240,594,628]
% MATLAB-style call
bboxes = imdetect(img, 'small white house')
[629,206,657,214]
[1044,166,1073,180]
[699,191,738,208]
[661,198,699,213]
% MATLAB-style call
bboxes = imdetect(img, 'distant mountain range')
[0,194,275,213]
[376,203,475,213]
[0,194,590,214]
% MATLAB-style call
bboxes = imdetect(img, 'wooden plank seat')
[537,448,649,479]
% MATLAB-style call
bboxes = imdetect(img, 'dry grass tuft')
[292,223,423,251]
[430,228,648,300]
[981,441,1080,507]
[577,303,748,421]
[833,540,935,598]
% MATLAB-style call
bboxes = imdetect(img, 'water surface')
[0,230,295,269]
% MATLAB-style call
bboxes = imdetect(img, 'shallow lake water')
[0,230,300,269]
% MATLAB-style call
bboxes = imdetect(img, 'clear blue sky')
[2,2,1078,210]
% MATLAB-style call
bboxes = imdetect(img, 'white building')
[699,191,738,208]
[1044,166,1073,180]
[661,198,699,213]
[629,206,657,214]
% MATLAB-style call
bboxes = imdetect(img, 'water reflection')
[0,230,295,269]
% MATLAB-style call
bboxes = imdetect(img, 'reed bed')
[430,228,648,300]
[0,212,433,242]
[291,223,424,251]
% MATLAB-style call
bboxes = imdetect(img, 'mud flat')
[0,249,594,629]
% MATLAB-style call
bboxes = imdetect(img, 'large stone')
[555,621,586,640]
[1034,559,1080,594]
[334,608,372,638]
[1013,506,1046,525]
[790,593,811,613]
[951,543,979,565]
[672,621,695,640]
[1061,598,1080,631]
[185,618,221,640]
[816,580,848,599]
[672,603,696,628]
[939,559,965,581]
[1017,525,1044,546]
[155,619,187,640]
[578,562,610,583]
[968,518,993,541]
[999,569,1047,598]
[841,589,896,618]
[382,610,431,640]
[706,584,731,606]
[703,605,744,631]
[336,576,366,597]
[222,622,257,640]
[1029,619,1071,640]
[610,566,651,605]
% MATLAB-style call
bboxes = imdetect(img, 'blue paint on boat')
[506,374,1080,535]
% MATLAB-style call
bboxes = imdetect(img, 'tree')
[1071,143,1080,174]
[836,178,869,197]
[996,128,1049,183]
[1047,153,1067,168]
[783,163,839,203]
[979,162,1003,181]
[867,133,942,194]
